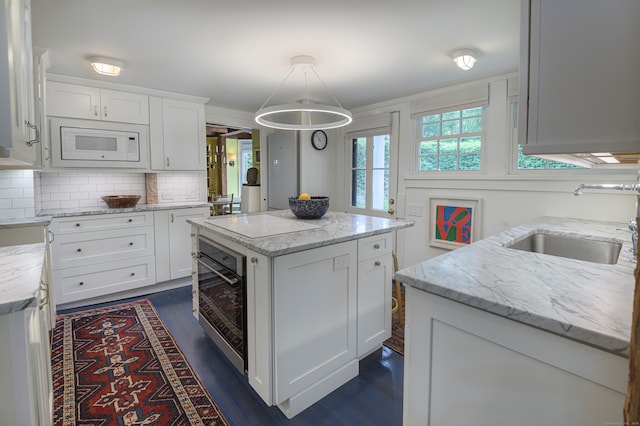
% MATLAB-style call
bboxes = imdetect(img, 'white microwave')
[50,118,149,168]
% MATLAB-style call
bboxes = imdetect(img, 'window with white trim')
[510,100,582,169]
[416,106,484,171]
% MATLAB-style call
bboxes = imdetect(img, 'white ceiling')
[30,0,520,115]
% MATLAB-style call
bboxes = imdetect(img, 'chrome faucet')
[573,183,639,196]
[574,182,640,259]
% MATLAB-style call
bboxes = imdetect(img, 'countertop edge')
[37,202,211,218]
[395,216,634,357]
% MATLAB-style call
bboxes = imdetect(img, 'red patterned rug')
[51,299,229,425]
[384,286,405,356]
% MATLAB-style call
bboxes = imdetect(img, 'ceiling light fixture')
[255,55,352,131]
[452,49,478,71]
[89,56,124,76]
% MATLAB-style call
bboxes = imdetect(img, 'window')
[417,107,483,171]
[350,132,390,211]
[510,100,582,170]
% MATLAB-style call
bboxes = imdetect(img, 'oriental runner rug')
[51,299,229,426]
[384,286,405,356]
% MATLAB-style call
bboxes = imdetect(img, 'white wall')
[335,74,637,268]
[298,129,335,199]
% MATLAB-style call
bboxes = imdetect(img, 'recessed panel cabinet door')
[273,240,357,404]
[154,98,206,171]
[521,0,640,154]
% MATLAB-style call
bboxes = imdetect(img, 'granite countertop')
[0,216,51,229]
[189,210,414,257]
[0,243,46,315]
[395,216,635,357]
[37,201,210,218]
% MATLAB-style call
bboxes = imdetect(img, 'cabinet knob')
[130,272,135,276]
[79,282,84,286]
[373,244,380,249]
[129,242,134,246]
[75,223,81,227]
[374,261,381,267]
[128,219,133,222]
[77,248,82,252]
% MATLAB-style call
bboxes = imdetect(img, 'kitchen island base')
[189,211,413,419]
[404,286,627,426]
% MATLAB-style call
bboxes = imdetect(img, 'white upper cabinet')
[519,0,640,155]
[47,81,149,125]
[0,0,38,166]
[149,96,206,171]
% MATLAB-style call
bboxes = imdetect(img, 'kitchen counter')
[188,209,414,256]
[37,201,210,217]
[0,243,46,314]
[395,216,635,356]
[0,216,51,229]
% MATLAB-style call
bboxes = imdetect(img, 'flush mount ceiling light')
[255,55,352,131]
[452,49,478,71]
[89,56,124,76]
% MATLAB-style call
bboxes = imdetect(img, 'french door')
[345,112,399,219]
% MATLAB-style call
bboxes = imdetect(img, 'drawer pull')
[75,223,80,227]
[128,219,133,223]
[79,282,84,286]
[374,260,381,267]
[373,244,380,249]
[129,242,134,246]
[76,248,82,252]
[130,272,135,277]
[251,257,258,264]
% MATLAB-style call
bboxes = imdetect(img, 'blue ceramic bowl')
[288,196,330,219]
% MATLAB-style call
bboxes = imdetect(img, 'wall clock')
[311,130,328,150]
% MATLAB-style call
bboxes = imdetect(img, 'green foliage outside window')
[516,145,580,169]
[418,107,483,171]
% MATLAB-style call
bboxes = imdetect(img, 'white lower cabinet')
[50,212,156,305]
[403,287,627,426]
[0,271,53,425]
[273,241,358,417]
[194,227,395,419]
[154,207,209,282]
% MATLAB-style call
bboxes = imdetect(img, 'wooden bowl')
[101,195,142,209]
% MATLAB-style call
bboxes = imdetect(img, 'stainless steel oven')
[195,236,247,372]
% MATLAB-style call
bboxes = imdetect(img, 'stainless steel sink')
[505,232,622,264]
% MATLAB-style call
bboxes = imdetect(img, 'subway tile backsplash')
[0,170,206,219]
[36,171,205,211]
[0,170,36,219]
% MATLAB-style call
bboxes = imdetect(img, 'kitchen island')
[188,210,413,418]
[396,217,634,426]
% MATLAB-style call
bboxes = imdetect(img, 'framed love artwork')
[429,197,482,250]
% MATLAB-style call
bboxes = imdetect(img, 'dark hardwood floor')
[59,285,404,426]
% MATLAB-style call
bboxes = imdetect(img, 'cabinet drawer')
[52,227,154,269]
[358,233,392,261]
[55,255,156,304]
[52,212,152,234]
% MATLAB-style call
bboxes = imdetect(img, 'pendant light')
[255,55,352,130]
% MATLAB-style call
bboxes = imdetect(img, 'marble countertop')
[0,216,51,229]
[189,210,414,257]
[395,217,635,357]
[0,243,46,315]
[37,201,210,218]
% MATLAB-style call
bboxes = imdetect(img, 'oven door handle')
[196,256,239,285]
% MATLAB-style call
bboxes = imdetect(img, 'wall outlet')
[407,203,423,217]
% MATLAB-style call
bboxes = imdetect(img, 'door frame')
[343,112,400,220]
